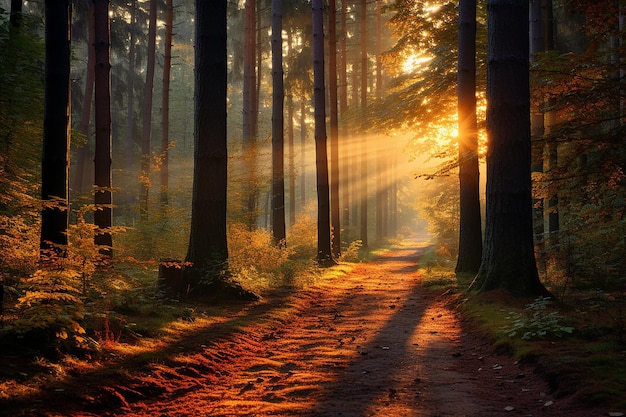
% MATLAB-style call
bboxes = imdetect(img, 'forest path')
[19,239,589,417]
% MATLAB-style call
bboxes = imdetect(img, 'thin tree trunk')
[41,0,71,255]
[375,0,384,241]
[313,0,334,266]
[125,0,136,207]
[340,0,350,227]
[140,0,157,218]
[73,1,95,195]
[455,0,482,274]
[10,0,22,27]
[329,0,341,258]
[359,0,368,248]
[160,0,173,207]
[271,0,286,246]
[93,0,113,255]
[300,99,307,211]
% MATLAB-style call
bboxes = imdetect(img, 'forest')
[0,0,625,415]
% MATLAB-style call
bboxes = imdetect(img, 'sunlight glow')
[402,53,433,74]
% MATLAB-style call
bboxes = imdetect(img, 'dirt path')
[11,241,605,417]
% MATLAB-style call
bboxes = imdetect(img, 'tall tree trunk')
[313,0,335,266]
[73,1,95,195]
[329,0,341,258]
[300,99,307,211]
[185,0,229,272]
[140,0,157,218]
[455,0,482,274]
[242,0,258,228]
[530,0,545,273]
[542,0,558,236]
[271,0,286,246]
[160,0,173,207]
[93,0,113,255]
[359,0,368,248]
[473,0,549,297]
[41,0,71,255]
[375,0,384,242]
[288,91,296,227]
[125,0,136,207]
[340,0,350,227]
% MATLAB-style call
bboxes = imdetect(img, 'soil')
[0,240,618,417]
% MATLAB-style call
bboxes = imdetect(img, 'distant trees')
[40,0,71,254]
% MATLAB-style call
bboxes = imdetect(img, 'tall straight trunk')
[242,0,258,227]
[93,0,113,255]
[313,0,334,266]
[41,0,71,254]
[473,0,549,297]
[288,90,296,227]
[287,30,296,227]
[73,1,95,194]
[300,99,307,210]
[359,0,368,248]
[125,0,136,196]
[243,0,256,145]
[530,0,546,274]
[455,0,482,274]
[542,0,558,235]
[140,0,157,218]
[340,0,349,227]
[185,0,229,272]
[375,0,384,241]
[328,0,341,258]
[160,0,173,207]
[271,0,286,246]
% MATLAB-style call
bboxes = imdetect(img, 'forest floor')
[0,239,622,416]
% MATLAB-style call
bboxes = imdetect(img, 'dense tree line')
[0,0,624,349]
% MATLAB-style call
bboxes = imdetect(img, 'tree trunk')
[340,0,350,227]
[271,0,286,246]
[300,99,307,211]
[73,0,95,195]
[455,0,482,274]
[329,0,341,258]
[41,0,71,255]
[124,0,137,207]
[242,0,258,228]
[10,0,22,28]
[313,0,335,266]
[359,0,368,248]
[160,0,173,207]
[140,0,157,218]
[93,0,113,255]
[473,0,549,297]
[185,0,229,276]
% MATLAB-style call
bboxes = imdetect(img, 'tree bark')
[271,0,286,246]
[359,0,368,248]
[185,0,229,275]
[41,0,71,254]
[313,0,335,266]
[455,0,482,274]
[473,0,549,297]
[93,0,113,255]
[329,0,341,258]
[160,0,173,207]
[140,0,157,218]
